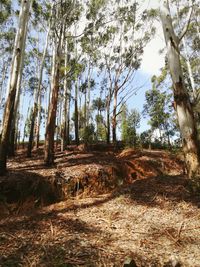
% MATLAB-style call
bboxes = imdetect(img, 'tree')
[143,74,175,146]
[92,97,106,141]
[0,0,32,175]
[98,1,155,143]
[44,7,63,165]
[121,105,141,148]
[27,3,52,156]
[160,0,200,179]
[44,0,81,165]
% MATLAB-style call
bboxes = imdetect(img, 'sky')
[6,0,166,140]
[125,0,165,133]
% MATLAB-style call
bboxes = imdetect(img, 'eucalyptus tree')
[97,1,155,143]
[44,0,82,165]
[0,0,32,175]
[79,0,107,135]
[143,75,175,146]
[160,0,200,179]
[27,2,53,157]
[60,38,71,151]
[92,97,106,141]
[0,0,14,117]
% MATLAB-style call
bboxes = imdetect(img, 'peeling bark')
[160,0,200,179]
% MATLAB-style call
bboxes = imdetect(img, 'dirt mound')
[0,149,185,216]
[0,171,63,216]
[118,149,184,182]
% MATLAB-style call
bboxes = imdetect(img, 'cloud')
[140,23,165,76]
[139,0,165,76]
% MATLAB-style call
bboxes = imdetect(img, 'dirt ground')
[0,146,200,267]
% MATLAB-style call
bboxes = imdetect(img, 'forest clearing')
[1,146,200,267]
[0,0,200,266]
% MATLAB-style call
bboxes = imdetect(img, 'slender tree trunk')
[44,60,60,164]
[84,89,87,128]
[0,60,8,109]
[112,86,118,143]
[175,0,196,99]
[160,0,200,178]
[106,103,110,144]
[66,85,71,145]
[9,20,28,157]
[44,26,63,165]
[182,37,196,97]
[0,0,32,175]
[35,27,50,149]
[27,83,38,157]
[86,58,91,126]
[61,43,69,151]
[35,92,41,148]
[74,77,79,145]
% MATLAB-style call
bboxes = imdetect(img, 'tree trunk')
[44,27,62,165]
[27,87,38,157]
[106,104,110,144]
[74,77,79,146]
[35,27,50,149]
[112,86,118,143]
[61,42,69,151]
[66,85,71,145]
[160,0,200,178]
[0,60,8,110]
[86,58,91,126]
[0,0,32,175]
[9,19,28,157]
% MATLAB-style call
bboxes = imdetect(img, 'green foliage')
[86,0,106,20]
[143,77,173,131]
[0,0,11,24]
[121,106,141,147]
[80,123,95,143]
[140,130,152,148]
[92,97,105,112]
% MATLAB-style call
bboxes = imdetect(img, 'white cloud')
[140,0,165,76]
[140,28,165,75]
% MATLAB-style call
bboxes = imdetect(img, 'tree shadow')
[0,170,64,217]
[125,174,200,208]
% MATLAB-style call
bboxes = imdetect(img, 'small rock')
[123,257,137,267]
[164,255,181,267]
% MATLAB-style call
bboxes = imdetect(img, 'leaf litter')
[0,147,200,266]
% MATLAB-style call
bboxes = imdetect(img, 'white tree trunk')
[61,41,69,151]
[35,27,50,148]
[0,0,32,174]
[160,0,200,179]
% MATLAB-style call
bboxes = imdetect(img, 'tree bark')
[9,20,28,157]
[106,104,110,144]
[61,41,69,151]
[112,86,118,143]
[35,27,50,149]
[160,0,200,178]
[44,27,62,165]
[74,77,79,145]
[66,84,71,145]
[0,0,32,175]
[27,84,38,157]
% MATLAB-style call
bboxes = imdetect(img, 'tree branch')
[178,4,193,42]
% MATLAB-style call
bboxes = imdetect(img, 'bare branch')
[179,4,193,42]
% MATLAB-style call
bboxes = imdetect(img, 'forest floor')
[0,145,200,267]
